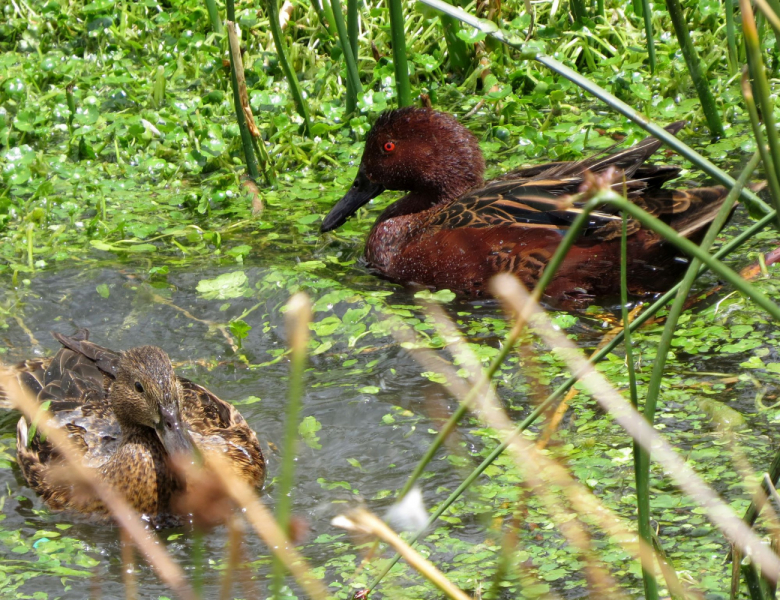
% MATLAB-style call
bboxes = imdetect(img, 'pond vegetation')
[2,0,780,598]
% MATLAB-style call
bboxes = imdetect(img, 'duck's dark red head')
[321,107,485,232]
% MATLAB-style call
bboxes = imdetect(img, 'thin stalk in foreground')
[347,0,359,113]
[395,203,595,501]
[414,0,773,218]
[272,293,311,596]
[266,0,312,135]
[387,0,412,106]
[723,0,739,75]
[742,0,780,227]
[640,0,656,73]
[664,0,725,137]
[741,70,780,205]
[330,0,362,113]
[622,212,658,600]
[725,0,738,73]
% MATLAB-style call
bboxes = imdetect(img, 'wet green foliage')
[1,0,779,598]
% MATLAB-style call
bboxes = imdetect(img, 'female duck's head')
[321,108,486,232]
[110,346,193,456]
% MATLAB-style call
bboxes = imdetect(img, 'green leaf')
[96,283,110,298]
[196,271,249,299]
[299,415,322,450]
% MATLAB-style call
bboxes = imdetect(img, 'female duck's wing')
[179,378,265,488]
[14,329,122,504]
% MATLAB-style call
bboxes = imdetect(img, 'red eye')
[383,141,396,153]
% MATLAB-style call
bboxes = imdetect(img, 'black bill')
[321,164,385,232]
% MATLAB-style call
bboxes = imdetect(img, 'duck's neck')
[377,177,482,223]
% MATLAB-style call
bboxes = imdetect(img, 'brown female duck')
[321,108,729,306]
[12,330,264,519]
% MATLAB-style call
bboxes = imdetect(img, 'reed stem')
[387,0,413,106]
[331,0,362,114]
[664,0,725,137]
[743,0,780,228]
[272,293,311,596]
[266,0,312,135]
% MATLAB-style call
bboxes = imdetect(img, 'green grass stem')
[640,0,656,72]
[226,21,260,181]
[634,151,760,600]
[331,0,362,114]
[203,0,223,34]
[725,0,738,73]
[387,0,412,106]
[266,0,312,135]
[621,211,659,599]
[272,294,311,597]
[742,0,780,228]
[664,0,725,137]
[440,15,472,72]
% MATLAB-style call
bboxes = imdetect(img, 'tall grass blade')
[203,0,223,33]
[387,0,413,106]
[347,0,358,112]
[635,151,760,600]
[640,0,656,72]
[664,0,725,137]
[725,0,739,73]
[266,0,312,135]
[272,293,312,597]
[621,211,659,600]
[414,0,773,217]
[331,0,363,114]
[744,0,780,227]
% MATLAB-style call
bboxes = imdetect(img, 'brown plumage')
[320,108,730,307]
[12,330,264,520]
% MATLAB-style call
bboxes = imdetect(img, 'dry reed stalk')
[120,527,138,600]
[203,450,331,600]
[0,373,196,600]
[333,508,473,600]
[491,273,780,584]
[226,21,260,138]
[537,304,644,450]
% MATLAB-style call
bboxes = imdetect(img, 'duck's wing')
[13,329,122,506]
[428,181,631,237]
[180,378,265,488]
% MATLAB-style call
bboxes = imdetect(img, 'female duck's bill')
[319,107,729,305]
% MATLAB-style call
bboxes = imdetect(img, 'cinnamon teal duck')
[11,330,265,519]
[321,108,729,306]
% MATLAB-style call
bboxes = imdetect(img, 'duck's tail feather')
[641,185,730,238]
[52,329,121,379]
